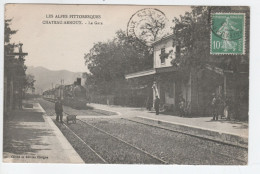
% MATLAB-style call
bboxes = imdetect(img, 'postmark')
[211,13,245,55]
[127,8,168,46]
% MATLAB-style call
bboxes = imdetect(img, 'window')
[160,48,166,64]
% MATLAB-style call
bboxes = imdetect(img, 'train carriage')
[43,78,88,109]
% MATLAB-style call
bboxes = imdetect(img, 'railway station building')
[125,34,249,119]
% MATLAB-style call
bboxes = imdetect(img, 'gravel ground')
[82,118,247,165]
[37,98,115,116]
[39,98,247,164]
[58,119,164,164]
[53,120,105,163]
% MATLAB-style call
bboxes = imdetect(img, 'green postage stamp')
[211,13,245,55]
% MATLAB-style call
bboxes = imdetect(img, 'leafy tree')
[171,7,212,70]
[4,19,17,43]
[138,11,167,46]
[23,74,36,93]
[84,30,152,96]
[4,19,30,109]
[172,6,249,70]
[171,6,249,119]
[84,10,171,99]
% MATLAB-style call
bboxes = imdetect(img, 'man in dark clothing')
[146,96,153,111]
[178,94,185,117]
[55,97,63,123]
[211,93,218,121]
[154,96,160,115]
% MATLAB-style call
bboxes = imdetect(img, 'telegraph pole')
[5,43,28,110]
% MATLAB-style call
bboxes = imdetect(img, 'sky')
[5,4,191,72]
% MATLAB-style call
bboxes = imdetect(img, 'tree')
[171,6,249,119]
[84,30,152,97]
[4,19,17,43]
[4,19,29,110]
[4,19,17,75]
[172,6,249,69]
[23,74,36,93]
[139,11,167,45]
[171,7,211,69]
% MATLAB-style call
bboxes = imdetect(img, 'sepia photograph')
[3,4,249,166]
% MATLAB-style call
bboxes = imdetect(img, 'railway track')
[39,100,166,163]
[39,99,247,164]
[60,113,246,164]
[59,112,167,164]
[77,119,168,164]
[61,122,107,163]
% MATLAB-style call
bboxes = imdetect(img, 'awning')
[125,69,156,79]
[205,64,225,75]
[156,66,178,73]
[125,66,178,80]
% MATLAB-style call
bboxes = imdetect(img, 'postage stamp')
[211,13,245,55]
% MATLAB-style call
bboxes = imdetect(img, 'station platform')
[88,103,248,148]
[3,102,84,163]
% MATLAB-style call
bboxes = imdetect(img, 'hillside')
[26,66,83,94]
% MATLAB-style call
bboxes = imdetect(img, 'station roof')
[125,66,178,80]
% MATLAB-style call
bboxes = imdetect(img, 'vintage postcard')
[3,4,249,165]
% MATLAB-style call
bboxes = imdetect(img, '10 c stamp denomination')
[211,13,245,55]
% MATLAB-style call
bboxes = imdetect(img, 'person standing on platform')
[55,97,63,123]
[154,95,160,115]
[211,93,218,121]
[178,94,185,117]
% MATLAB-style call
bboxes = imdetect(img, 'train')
[43,78,90,109]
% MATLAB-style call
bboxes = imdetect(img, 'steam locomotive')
[43,78,89,109]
